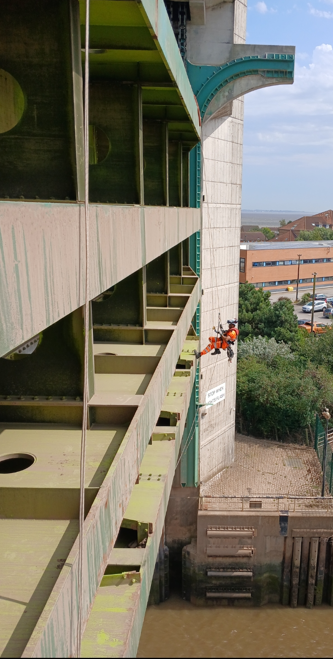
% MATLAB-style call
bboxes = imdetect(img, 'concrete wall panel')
[187,0,246,482]
[0,202,200,357]
[187,3,235,64]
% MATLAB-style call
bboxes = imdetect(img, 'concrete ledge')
[0,202,200,357]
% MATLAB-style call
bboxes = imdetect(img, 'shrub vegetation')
[237,283,333,443]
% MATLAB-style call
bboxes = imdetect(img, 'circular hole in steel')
[0,69,25,134]
[0,453,35,474]
[89,125,111,164]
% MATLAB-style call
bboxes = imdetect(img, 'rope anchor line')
[77,0,90,656]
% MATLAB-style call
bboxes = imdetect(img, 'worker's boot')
[194,350,201,359]
[211,349,221,355]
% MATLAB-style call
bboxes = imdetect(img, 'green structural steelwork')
[186,172,201,488]
[187,54,295,118]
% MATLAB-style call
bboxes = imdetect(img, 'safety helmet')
[227,318,238,325]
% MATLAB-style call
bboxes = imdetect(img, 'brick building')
[240,241,333,290]
[272,210,333,242]
[241,230,267,242]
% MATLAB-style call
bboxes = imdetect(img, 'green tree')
[238,336,294,363]
[265,298,299,348]
[238,283,299,347]
[238,283,272,341]
[298,227,333,241]
[296,326,333,374]
[279,219,286,227]
[236,356,333,441]
[261,227,275,240]
[300,292,311,304]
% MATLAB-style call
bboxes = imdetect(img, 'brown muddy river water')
[137,594,333,658]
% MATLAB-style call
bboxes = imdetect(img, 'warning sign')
[205,383,226,407]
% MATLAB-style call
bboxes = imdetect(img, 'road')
[270,286,333,325]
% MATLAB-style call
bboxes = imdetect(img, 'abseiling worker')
[194,319,239,363]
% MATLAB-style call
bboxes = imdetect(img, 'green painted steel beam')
[79,0,200,139]
[187,52,295,118]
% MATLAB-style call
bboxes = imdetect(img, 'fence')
[200,495,333,513]
[314,414,333,494]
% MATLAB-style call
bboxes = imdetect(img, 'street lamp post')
[322,408,331,497]
[295,254,302,302]
[310,272,317,334]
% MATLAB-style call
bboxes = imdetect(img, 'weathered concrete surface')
[22,280,200,659]
[183,509,333,607]
[0,202,200,357]
[81,366,197,657]
[0,520,78,659]
[166,486,199,553]
[201,435,324,498]
[183,435,333,608]
[187,0,245,481]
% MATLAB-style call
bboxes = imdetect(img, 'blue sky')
[242,0,333,211]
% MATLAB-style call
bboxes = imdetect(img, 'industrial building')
[0,0,306,656]
[240,241,333,290]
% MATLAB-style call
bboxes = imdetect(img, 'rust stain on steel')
[22,280,200,659]
[0,202,200,357]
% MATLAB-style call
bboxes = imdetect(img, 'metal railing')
[315,414,333,494]
[200,495,333,513]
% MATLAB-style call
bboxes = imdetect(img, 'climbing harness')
[194,317,238,362]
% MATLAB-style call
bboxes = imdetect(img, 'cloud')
[255,1,268,12]
[246,44,333,118]
[308,3,333,17]
[243,44,333,168]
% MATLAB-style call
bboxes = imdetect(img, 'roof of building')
[240,231,266,242]
[270,210,333,241]
[240,240,333,251]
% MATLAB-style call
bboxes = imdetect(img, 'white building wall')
[188,0,247,482]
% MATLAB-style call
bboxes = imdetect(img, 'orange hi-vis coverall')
[198,328,237,357]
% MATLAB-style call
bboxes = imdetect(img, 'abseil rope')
[77,0,90,656]
[175,408,198,470]
[201,151,223,393]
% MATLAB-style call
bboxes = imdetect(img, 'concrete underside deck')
[0,520,78,658]
[201,434,324,501]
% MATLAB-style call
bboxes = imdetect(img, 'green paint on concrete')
[97,631,123,647]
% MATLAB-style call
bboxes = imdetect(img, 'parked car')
[326,297,333,305]
[299,322,332,334]
[298,319,307,325]
[302,300,327,313]
[314,293,327,301]
[323,307,333,318]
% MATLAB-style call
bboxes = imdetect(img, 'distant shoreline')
[241,210,316,228]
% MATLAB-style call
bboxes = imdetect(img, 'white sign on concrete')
[205,383,226,407]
